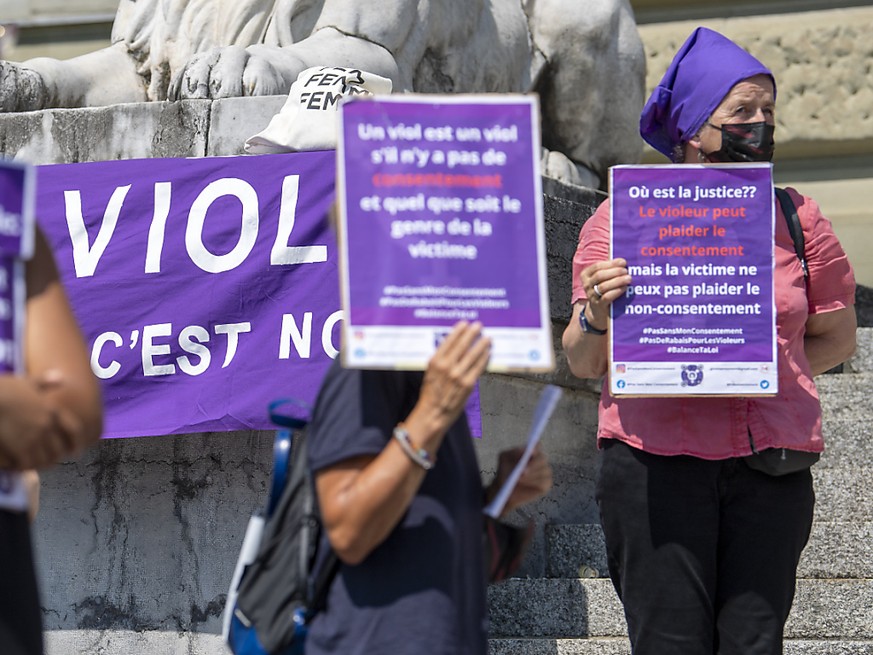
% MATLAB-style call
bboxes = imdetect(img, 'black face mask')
[702,121,775,163]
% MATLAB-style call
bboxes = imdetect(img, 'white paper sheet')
[483,384,562,518]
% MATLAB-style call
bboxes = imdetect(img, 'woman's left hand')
[488,446,553,515]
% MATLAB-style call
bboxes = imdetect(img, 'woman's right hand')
[408,321,491,439]
[578,258,631,326]
[562,258,631,379]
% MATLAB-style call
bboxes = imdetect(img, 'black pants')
[0,511,43,655]
[596,440,814,655]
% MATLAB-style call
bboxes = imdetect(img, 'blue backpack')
[223,399,339,655]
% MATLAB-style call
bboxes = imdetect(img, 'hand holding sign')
[410,321,491,435]
[579,257,631,325]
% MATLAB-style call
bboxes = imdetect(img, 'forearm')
[320,407,449,564]
[805,332,856,376]
[320,448,426,564]
[26,43,147,108]
[562,303,609,379]
[26,289,103,452]
[4,227,105,468]
[804,307,857,376]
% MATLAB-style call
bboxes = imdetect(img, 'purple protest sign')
[336,95,552,372]
[0,256,25,375]
[0,159,34,374]
[0,159,35,259]
[608,164,778,396]
[0,160,35,513]
[35,152,483,438]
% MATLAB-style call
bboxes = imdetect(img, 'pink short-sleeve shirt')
[571,188,856,459]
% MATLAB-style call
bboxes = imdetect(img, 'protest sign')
[0,159,35,512]
[608,163,778,396]
[336,94,553,371]
[0,158,35,375]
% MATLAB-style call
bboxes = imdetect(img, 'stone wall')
[0,0,115,62]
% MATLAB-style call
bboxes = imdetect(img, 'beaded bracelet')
[393,425,434,470]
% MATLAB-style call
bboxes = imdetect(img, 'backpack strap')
[774,187,808,280]
[267,398,313,516]
[267,397,340,616]
[267,429,293,517]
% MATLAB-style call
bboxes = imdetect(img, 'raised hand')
[412,321,492,434]
[578,257,631,325]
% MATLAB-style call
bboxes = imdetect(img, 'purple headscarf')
[640,27,776,159]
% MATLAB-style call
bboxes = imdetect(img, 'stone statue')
[0,0,645,186]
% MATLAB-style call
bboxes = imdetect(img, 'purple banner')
[608,164,777,396]
[37,152,341,437]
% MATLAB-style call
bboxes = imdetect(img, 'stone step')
[45,630,873,654]
[819,417,873,469]
[816,372,873,422]
[488,578,873,640]
[546,521,873,580]
[845,327,872,374]
[489,638,873,655]
[44,630,229,655]
[812,466,872,522]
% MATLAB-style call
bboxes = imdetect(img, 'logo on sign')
[681,364,704,387]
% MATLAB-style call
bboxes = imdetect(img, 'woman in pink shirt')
[562,27,856,655]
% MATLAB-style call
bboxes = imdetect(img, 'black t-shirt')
[305,362,488,655]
